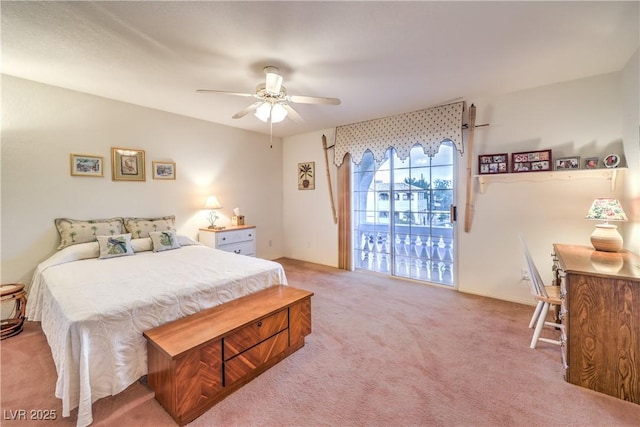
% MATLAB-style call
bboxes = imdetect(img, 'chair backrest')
[518,233,548,299]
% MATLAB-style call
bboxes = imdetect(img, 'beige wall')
[282,129,339,267]
[282,61,639,305]
[1,75,285,286]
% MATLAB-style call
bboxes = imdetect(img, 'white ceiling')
[2,1,638,138]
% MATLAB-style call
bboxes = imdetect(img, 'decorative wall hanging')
[298,162,315,190]
[511,149,552,173]
[70,154,104,177]
[478,153,508,174]
[334,101,464,166]
[112,147,145,181]
[152,161,176,180]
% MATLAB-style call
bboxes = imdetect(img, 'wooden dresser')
[552,244,640,404]
[143,285,313,425]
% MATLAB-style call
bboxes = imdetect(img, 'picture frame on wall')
[152,161,176,180]
[298,162,315,190]
[554,156,580,170]
[70,153,104,177]
[478,153,508,174]
[584,157,599,169]
[112,147,145,181]
[511,149,552,173]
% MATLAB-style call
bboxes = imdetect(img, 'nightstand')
[199,225,256,256]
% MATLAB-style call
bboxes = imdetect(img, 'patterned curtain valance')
[334,101,464,166]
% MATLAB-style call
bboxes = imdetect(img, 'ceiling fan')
[197,66,341,123]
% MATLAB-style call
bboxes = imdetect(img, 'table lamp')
[585,198,627,252]
[204,196,223,229]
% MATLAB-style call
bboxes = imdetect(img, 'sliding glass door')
[352,143,457,286]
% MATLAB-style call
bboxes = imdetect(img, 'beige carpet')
[2,258,639,427]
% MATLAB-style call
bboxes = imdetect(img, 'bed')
[26,232,287,427]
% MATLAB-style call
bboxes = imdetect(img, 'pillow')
[55,217,124,250]
[97,233,134,259]
[39,242,100,270]
[131,237,153,253]
[177,235,201,246]
[149,230,181,252]
[124,215,175,239]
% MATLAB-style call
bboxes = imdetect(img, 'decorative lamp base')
[590,223,623,252]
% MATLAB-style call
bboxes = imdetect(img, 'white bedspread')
[26,241,287,427]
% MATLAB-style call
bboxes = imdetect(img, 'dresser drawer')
[224,308,288,359]
[217,229,255,246]
[219,241,254,256]
[224,330,289,386]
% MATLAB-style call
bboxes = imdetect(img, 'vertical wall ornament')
[298,162,315,190]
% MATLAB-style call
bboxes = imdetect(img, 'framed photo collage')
[478,149,622,175]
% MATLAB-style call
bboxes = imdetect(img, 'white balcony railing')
[355,228,454,285]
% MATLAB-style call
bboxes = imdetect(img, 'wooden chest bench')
[143,285,313,425]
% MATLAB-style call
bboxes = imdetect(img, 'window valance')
[334,101,464,166]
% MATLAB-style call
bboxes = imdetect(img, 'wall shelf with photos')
[474,167,626,194]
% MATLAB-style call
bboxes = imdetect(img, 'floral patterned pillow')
[149,230,181,253]
[96,233,134,259]
[123,215,175,239]
[55,217,124,250]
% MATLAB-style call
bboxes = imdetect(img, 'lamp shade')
[585,198,628,222]
[270,103,288,123]
[585,198,627,252]
[265,71,283,95]
[204,196,222,210]
[254,103,271,122]
[254,102,288,123]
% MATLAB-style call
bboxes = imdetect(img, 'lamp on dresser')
[204,195,223,229]
[585,198,627,252]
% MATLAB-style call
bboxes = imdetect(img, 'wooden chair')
[518,234,563,349]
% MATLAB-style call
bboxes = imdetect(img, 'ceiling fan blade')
[232,101,264,119]
[289,95,341,105]
[196,89,255,98]
[281,103,303,122]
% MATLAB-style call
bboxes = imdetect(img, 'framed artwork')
[298,162,315,190]
[603,154,620,168]
[112,147,145,181]
[584,157,599,169]
[70,154,104,177]
[152,161,176,180]
[555,156,580,170]
[478,153,508,175]
[511,149,552,173]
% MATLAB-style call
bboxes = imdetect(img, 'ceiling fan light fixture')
[270,103,288,123]
[254,102,272,122]
[265,71,283,95]
[254,102,288,123]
